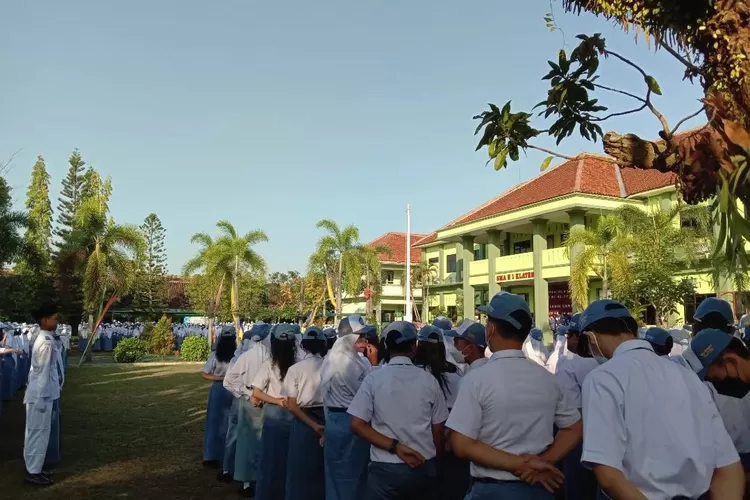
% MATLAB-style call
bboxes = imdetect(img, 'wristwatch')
[388,439,399,454]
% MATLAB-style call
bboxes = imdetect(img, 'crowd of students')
[196,292,750,500]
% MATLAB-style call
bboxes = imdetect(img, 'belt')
[325,406,348,413]
[472,477,521,484]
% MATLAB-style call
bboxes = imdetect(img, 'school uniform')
[202,352,233,463]
[544,332,567,374]
[283,350,326,500]
[439,368,471,500]
[44,339,65,467]
[522,329,549,367]
[348,352,448,500]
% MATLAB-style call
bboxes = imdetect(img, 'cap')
[555,325,569,337]
[432,317,453,331]
[245,321,270,341]
[337,315,369,337]
[685,328,734,379]
[382,321,418,345]
[302,326,326,341]
[273,323,300,341]
[568,313,582,334]
[643,327,671,346]
[220,325,237,337]
[418,325,444,344]
[323,328,337,339]
[579,300,633,333]
[477,292,532,329]
[529,328,543,342]
[740,314,750,329]
[453,320,487,348]
[694,298,734,324]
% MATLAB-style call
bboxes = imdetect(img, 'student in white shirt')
[580,299,743,500]
[201,328,237,468]
[283,326,327,500]
[544,326,567,374]
[319,315,378,500]
[450,320,489,373]
[252,324,299,500]
[448,292,581,499]
[522,328,549,367]
[349,321,448,500]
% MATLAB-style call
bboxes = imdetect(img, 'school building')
[412,153,734,330]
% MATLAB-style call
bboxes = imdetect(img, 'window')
[383,271,394,284]
[446,254,457,273]
[561,233,569,244]
[546,235,555,249]
[473,244,487,261]
[428,257,439,265]
[681,217,700,230]
[514,240,532,254]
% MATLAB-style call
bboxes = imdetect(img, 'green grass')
[0,363,237,499]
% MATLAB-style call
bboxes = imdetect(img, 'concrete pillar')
[460,236,475,319]
[439,292,445,309]
[487,230,503,298]
[438,246,445,282]
[532,219,549,331]
[567,210,587,312]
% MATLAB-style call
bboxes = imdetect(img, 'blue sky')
[0,1,704,274]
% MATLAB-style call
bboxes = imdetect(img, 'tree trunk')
[602,254,609,299]
[365,268,372,319]
[85,313,94,362]
[336,257,343,321]
[423,283,428,322]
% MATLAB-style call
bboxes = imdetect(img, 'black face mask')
[711,377,750,399]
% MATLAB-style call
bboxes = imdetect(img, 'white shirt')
[348,356,448,464]
[223,342,269,399]
[24,331,60,404]
[282,354,324,408]
[447,350,580,480]
[707,384,750,454]
[581,340,739,499]
[252,359,289,398]
[556,354,599,409]
[464,357,488,374]
[522,337,550,367]
[320,334,372,409]
[443,371,463,409]
[202,352,230,378]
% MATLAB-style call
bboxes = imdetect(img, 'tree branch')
[655,36,702,75]
[671,106,706,135]
[593,84,646,103]
[528,144,576,160]
[589,102,648,122]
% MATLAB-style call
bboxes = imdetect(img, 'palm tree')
[359,244,392,321]
[411,261,439,322]
[183,233,224,345]
[313,220,362,321]
[0,177,29,268]
[565,214,630,311]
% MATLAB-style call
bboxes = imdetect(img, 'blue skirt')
[285,409,325,500]
[234,398,264,482]
[323,409,369,500]
[562,440,598,500]
[255,403,293,500]
[223,398,240,474]
[2,355,16,400]
[203,381,234,462]
[45,398,61,466]
[466,481,553,500]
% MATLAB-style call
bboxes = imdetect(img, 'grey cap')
[302,326,326,341]
[418,325,444,344]
[273,323,300,341]
[383,321,418,345]
[337,315,370,337]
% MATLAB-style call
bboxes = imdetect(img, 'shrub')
[113,337,149,363]
[140,322,155,344]
[149,316,174,356]
[181,335,210,361]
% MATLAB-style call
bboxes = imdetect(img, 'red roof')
[368,232,427,264]
[424,155,676,235]
[413,232,438,247]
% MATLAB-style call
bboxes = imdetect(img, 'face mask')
[586,332,608,365]
[711,377,750,399]
[450,347,466,364]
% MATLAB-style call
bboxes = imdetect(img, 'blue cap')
[685,328,734,379]
[477,292,532,329]
[272,323,300,341]
[382,321,418,345]
[529,328,543,342]
[579,300,633,333]
[220,325,237,337]
[337,315,369,337]
[418,325,444,344]
[323,328,337,339]
[245,321,270,341]
[302,326,326,341]
[453,320,487,348]
[432,317,453,331]
[568,313,582,333]
[694,298,734,324]
[643,327,671,346]
[556,325,569,337]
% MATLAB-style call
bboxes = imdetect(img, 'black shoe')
[41,470,53,479]
[202,460,221,469]
[238,482,255,498]
[25,472,53,486]
[217,471,233,483]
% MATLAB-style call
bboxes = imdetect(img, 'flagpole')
[405,204,412,322]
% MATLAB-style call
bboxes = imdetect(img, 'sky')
[0,1,705,274]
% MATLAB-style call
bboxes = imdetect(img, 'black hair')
[215,335,237,363]
[693,312,734,335]
[271,336,298,381]
[487,311,533,343]
[385,332,416,356]
[415,336,458,399]
[587,317,638,335]
[379,336,390,364]
[649,337,674,356]
[33,303,58,324]
[302,338,327,356]
[326,337,336,351]
[721,337,750,360]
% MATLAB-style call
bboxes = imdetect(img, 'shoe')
[202,460,221,469]
[238,482,255,498]
[25,472,53,486]
[41,470,53,479]
[217,471,233,483]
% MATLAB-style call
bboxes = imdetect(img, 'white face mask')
[586,332,608,365]
[450,348,466,364]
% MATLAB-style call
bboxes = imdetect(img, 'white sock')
[243,482,250,489]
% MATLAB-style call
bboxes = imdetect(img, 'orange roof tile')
[368,232,427,264]
[413,232,438,247]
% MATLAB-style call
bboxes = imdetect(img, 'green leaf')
[540,156,554,171]
[494,149,508,171]
[645,75,662,95]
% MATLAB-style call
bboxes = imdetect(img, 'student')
[522,328,549,367]
[44,327,65,470]
[252,324,299,500]
[447,292,581,499]
[224,323,271,498]
[451,320,489,374]
[201,328,237,468]
[642,327,673,356]
[324,327,337,351]
[319,315,378,500]
[283,326,327,500]
[349,321,449,500]
[544,326,567,374]
[580,299,743,499]
[24,304,61,486]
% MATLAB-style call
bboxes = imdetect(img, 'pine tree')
[136,213,168,316]
[55,149,86,243]
[23,155,53,269]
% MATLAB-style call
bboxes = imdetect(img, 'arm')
[431,422,445,458]
[709,462,744,500]
[33,340,53,398]
[450,431,525,472]
[287,397,324,436]
[592,465,648,500]
[201,372,223,382]
[539,419,582,464]
[252,386,285,407]
[351,416,425,468]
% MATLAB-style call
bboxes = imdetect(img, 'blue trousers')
[365,459,437,500]
[324,409,369,500]
[255,404,293,500]
[561,440,598,500]
[45,398,61,466]
[234,399,264,482]
[203,381,234,462]
[465,481,553,500]
[438,451,470,500]
[286,409,325,500]
[223,398,240,474]
[2,355,16,400]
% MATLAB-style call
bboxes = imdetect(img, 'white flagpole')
[405,204,412,322]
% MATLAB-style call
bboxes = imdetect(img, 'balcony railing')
[496,252,533,273]
[542,247,569,267]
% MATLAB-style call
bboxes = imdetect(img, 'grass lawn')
[0,362,238,500]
